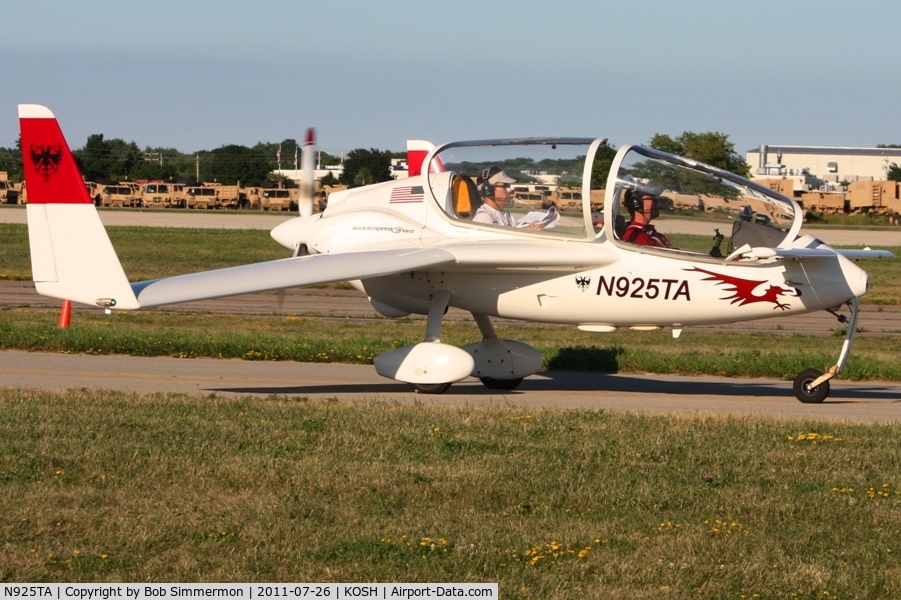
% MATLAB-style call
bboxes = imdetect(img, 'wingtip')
[19,104,55,119]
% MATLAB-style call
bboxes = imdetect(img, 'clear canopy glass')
[606,146,803,255]
[424,138,597,239]
[423,139,803,256]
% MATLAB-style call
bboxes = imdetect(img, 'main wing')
[19,104,456,310]
[130,249,455,307]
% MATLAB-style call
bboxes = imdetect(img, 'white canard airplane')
[18,104,893,403]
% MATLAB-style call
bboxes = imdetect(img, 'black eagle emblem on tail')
[30,144,63,181]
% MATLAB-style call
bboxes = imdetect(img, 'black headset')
[480,166,501,199]
[623,188,643,214]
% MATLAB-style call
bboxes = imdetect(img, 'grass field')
[1,388,899,597]
[0,223,289,282]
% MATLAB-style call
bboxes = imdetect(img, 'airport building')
[746,145,901,185]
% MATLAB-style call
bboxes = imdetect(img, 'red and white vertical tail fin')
[19,104,139,310]
[406,140,441,177]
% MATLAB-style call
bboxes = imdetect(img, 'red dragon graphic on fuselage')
[687,267,800,311]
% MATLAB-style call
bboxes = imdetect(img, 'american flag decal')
[389,185,424,203]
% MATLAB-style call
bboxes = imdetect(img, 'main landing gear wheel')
[479,377,524,391]
[409,382,452,394]
[793,369,830,404]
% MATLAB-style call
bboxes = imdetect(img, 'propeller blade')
[299,127,315,218]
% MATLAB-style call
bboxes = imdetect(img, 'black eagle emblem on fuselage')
[575,275,591,292]
[30,144,63,181]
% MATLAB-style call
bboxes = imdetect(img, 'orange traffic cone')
[58,300,71,328]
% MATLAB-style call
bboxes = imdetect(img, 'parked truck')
[846,180,901,217]
[0,172,19,204]
[96,183,140,207]
[203,182,243,209]
[545,187,605,212]
[799,191,847,214]
[185,186,218,209]
[140,182,186,208]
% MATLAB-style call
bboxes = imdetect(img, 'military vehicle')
[185,186,218,209]
[141,182,186,208]
[96,184,140,207]
[0,172,19,204]
[204,182,243,209]
[799,191,847,215]
[547,187,605,212]
[260,188,299,211]
[847,180,901,218]
[512,190,546,210]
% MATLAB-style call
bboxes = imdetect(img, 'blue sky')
[2,0,899,156]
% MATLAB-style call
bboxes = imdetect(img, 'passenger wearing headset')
[621,187,672,248]
[473,166,543,229]
[472,166,517,226]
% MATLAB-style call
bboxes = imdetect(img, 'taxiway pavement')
[2,350,899,423]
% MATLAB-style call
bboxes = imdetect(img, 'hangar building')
[746,145,901,185]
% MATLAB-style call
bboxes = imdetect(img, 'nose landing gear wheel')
[479,377,524,390]
[409,382,452,394]
[793,369,830,404]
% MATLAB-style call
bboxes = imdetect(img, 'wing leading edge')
[130,248,456,307]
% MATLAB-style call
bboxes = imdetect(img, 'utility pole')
[195,154,199,181]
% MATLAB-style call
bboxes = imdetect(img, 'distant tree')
[0,137,22,181]
[251,138,301,170]
[128,160,181,181]
[76,134,116,181]
[590,141,618,188]
[74,135,146,181]
[320,171,338,185]
[649,131,750,177]
[648,134,683,156]
[318,151,342,167]
[888,163,901,182]
[110,140,143,179]
[130,147,194,181]
[203,144,272,185]
[339,148,393,187]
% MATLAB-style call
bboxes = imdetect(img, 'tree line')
[0,135,400,188]
[6,130,895,186]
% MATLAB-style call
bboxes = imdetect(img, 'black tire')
[409,382,452,394]
[479,377,524,391]
[793,369,830,404]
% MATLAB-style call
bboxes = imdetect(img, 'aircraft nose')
[270,217,311,251]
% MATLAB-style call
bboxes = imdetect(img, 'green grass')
[1,388,899,597]
[2,308,900,381]
[804,211,901,228]
[0,223,290,281]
